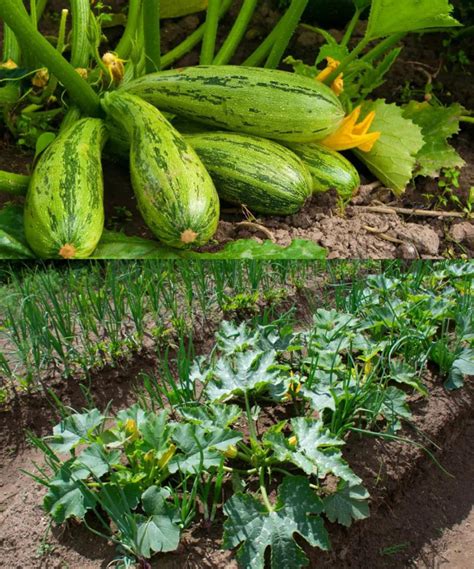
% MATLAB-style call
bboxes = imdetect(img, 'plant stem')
[244,391,258,444]
[460,116,474,124]
[0,170,30,195]
[359,33,405,65]
[70,0,90,68]
[200,0,221,65]
[161,0,233,69]
[324,36,371,85]
[213,0,258,65]
[115,0,143,60]
[259,467,274,512]
[265,0,308,69]
[341,8,361,47]
[143,0,161,73]
[30,0,38,30]
[0,0,101,116]
[243,3,298,67]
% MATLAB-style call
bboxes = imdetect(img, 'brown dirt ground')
[1,1,473,259]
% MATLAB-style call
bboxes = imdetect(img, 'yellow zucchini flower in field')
[320,105,381,152]
[124,418,140,441]
[316,57,344,96]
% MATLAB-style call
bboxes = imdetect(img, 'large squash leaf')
[366,0,460,40]
[223,476,330,569]
[353,100,424,195]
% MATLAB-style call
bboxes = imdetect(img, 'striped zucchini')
[120,65,344,142]
[24,118,107,259]
[102,91,220,248]
[185,132,312,215]
[286,143,360,200]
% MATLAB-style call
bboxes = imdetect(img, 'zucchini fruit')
[24,118,107,259]
[102,91,220,248]
[185,132,313,215]
[120,65,344,142]
[286,143,360,200]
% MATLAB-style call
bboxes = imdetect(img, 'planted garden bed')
[0,261,472,568]
[0,1,473,259]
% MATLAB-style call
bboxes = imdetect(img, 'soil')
[1,1,473,259]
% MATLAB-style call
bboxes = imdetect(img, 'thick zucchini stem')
[143,0,161,72]
[265,0,308,69]
[200,0,221,65]
[213,0,258,65]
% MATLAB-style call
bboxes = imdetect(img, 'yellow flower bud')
[289,436,297,446]
[0,59,18,70]
[224,444,238,459]
[75,67,89,80]
[157,444,176,469]
[32,68,49,89]
[316,57,344,96]
[102,52,125,85]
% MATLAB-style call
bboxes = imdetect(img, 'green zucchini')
[285,143,360,200]
[120,65,344,142]
[102,91,220,248]
[185,132,312,215]
[24,118,107,259]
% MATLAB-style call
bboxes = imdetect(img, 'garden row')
[0,260,472,568]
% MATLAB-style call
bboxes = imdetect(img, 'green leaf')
[179,403,242,429]
[402,101,465,178]
[92,230,182,259]
[265,417,361,485]
[0,204,35,259]
[73,443,121,479]
[215,320,260,354]
[93,232,327,260]
[48,409,105,454]
[323,482,370,527]
[35,131,56,159]
[389,361,428,395]
[136,487,180,557]
[44,466,95,523]
[366,0,460,40]
[445,348,474,390]
[223,476,330,569]
[169,423,242,474]
[192,239,327,260]
[353,100,424,195]
[205,350,282,401]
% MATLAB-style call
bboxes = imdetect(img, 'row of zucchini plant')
[26,262,473,568]
[0,0,471,259]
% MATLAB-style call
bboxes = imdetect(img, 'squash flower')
[320,105,381,152]
[102,52,126,85]
[316,57,344,96]
[0,59,18,69]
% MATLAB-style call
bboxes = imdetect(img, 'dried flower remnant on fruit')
[59,243,77,259]
[321,106,381,152]
[181,229,198,244]
[102,52,125,85]
[316,57,344,96]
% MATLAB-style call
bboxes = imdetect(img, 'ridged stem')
[340,8,361,48]
[0,170,30,196]
[70,0,90,68]
[0,0,101,116]
[324,36,370,85]
[115,0,143,59]
[265,0,308,69]
[243,4,298,67]
[161,0,233,69]
[213,0,258,65]
[143,0,161,72]
[200,0,221,65]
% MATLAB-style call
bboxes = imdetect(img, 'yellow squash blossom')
[316,57,344,96]
[320,105,381,152]
[124,418,140,441]
[0,59,18,70]
[102,52,126,85]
